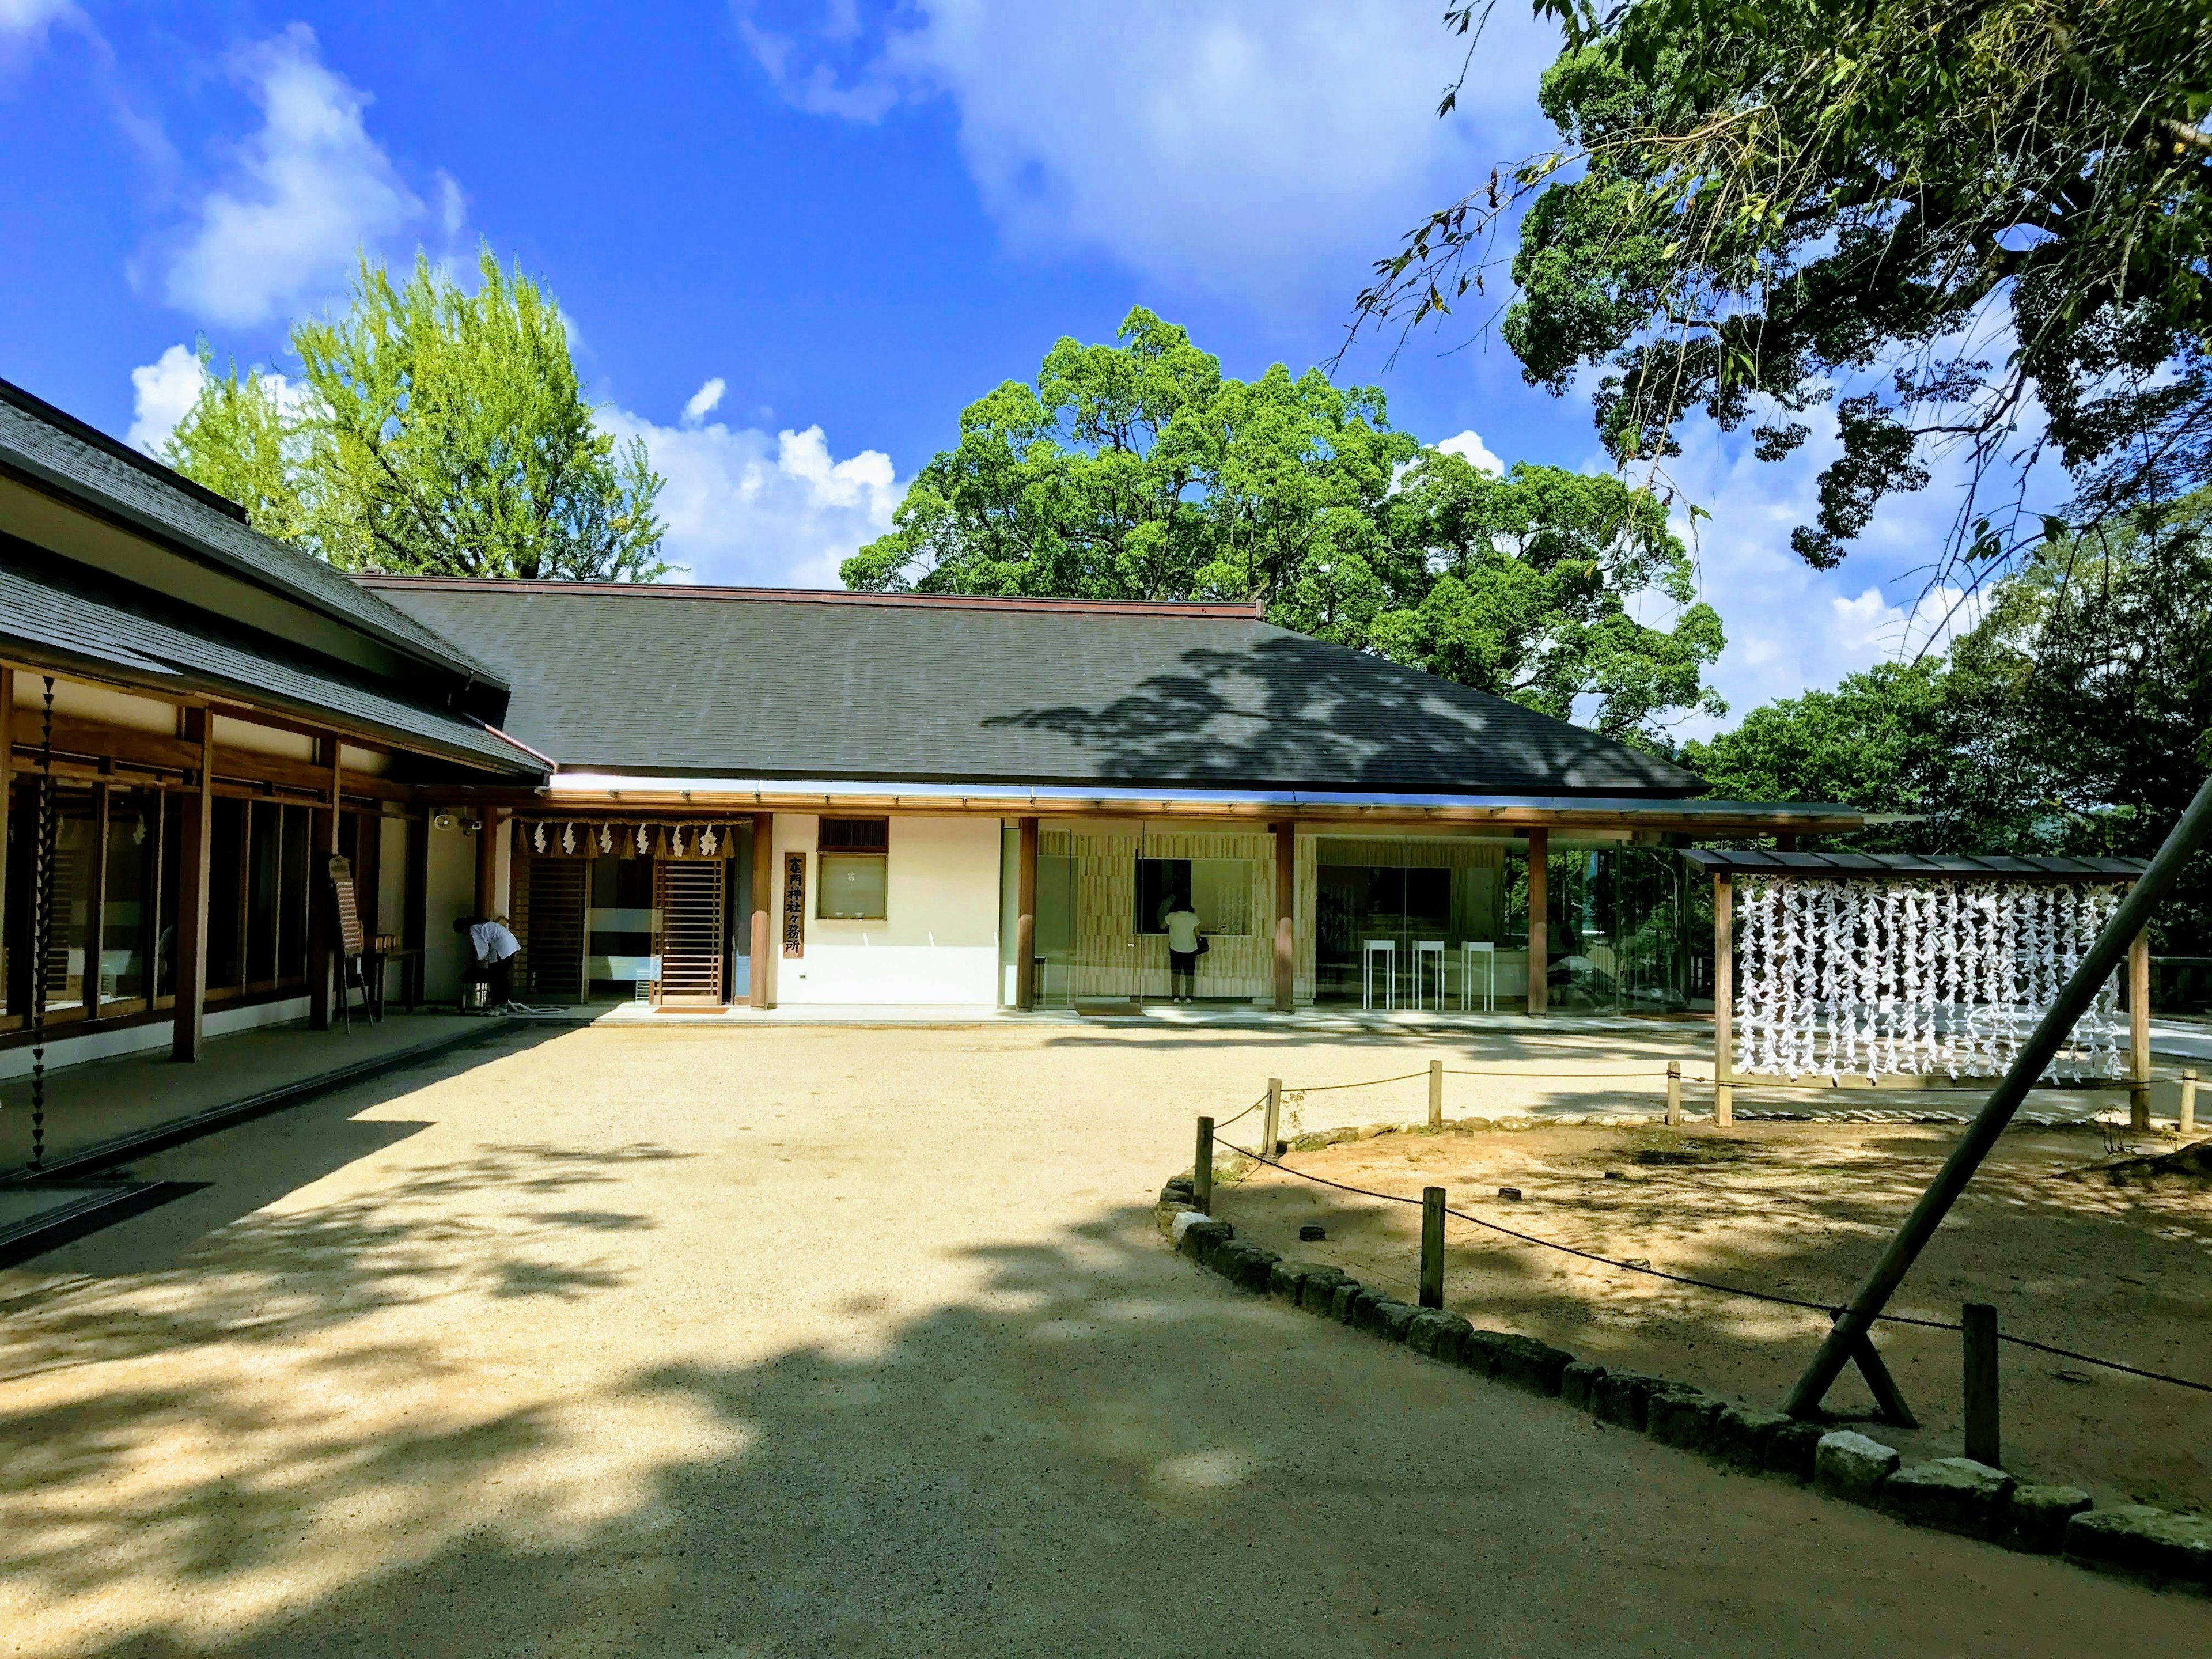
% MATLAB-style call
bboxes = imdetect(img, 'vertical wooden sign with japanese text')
[782,851,806,957]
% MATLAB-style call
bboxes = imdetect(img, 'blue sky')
[0,1,1974,737]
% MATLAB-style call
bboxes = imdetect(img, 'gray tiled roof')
[367,580,1707,796]
[0,546,539,774]
[0,381,506,687]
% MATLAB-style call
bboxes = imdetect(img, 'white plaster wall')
[773,814,1001,1006]
[422,814,476,1002]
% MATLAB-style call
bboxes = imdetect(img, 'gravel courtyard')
[1,1022,2207,1657]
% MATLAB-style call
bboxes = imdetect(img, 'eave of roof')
[354,574,1265,619]
[0,378,507,691]
[1679,849,2149,880]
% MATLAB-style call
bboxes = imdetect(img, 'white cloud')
[1435,428,1503,475]
[164,24,426,327]
[736,1,1557,301]
[601,404,903,587]
[682,377,728,425]
[126,344,205,453]
[0,0,74,45]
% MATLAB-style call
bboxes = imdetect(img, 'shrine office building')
[0,376,1855,1071]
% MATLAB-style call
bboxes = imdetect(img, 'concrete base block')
[2066,1506,2212,1588]
[1297,1267,1349,1313]
[1879,1459,2016,1540]
[1710,1406,1790,1473]
[2004,1485,2092,1555]
[1763,1419,1825,1482]
[1329,1281,1365,1324]
[1406,1309,1472,1362]
[1645,1392,1724,1453]
[1560,1361,1606,1411]
[1814,1430,1900,1506]
[1592,1372,1670,1430]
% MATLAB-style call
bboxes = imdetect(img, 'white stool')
[1413,940,1446,1009]
[1461,941,1496,1012]
[1362,939,1397,1010]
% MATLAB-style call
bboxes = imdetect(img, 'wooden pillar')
[2128,923,2152,1131]
[1525,828,1548,1016]
[1014,815,1039,1011]
[1713,870,1734,1126]
[749,812,773,1009]
[172,707,214,1060]
[84,782,109,1020]
[1777,832,1798,853]
[308,739,340,1029]
[1273,820,1296,1013]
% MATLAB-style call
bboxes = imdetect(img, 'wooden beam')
[1015,816,1039,1011]
[403,810,429,1009]
[308,739,339,1029]
[1525,828,1548,1017]
[2129,924,2152,1131]
[1713,871,1734,1126]
[84,782,109,1021]
[1273,820,1296,1013]
[172,707,214,1060]
[474,808,503,918]
[8,710,418,801]
[749,813,773,1009]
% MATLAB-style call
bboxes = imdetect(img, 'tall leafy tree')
[847,308,1725,742]
[163,248,666,581]
[1356,0,2212,575]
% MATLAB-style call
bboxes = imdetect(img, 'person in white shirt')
[1164,901,1203,1003]
[455,914,522,1010]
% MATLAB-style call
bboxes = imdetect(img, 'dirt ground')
[1215,1118,2212,1512]
[2,1022,2210,1657]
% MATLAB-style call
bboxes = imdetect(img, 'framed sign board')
[782,851,806,958]
[328,854,365,953]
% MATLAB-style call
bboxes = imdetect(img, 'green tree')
[847,308,1725,742]
[1357,0,2212,573]
[164,248,666,581]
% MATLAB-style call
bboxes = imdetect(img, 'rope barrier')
[1209,1130,2212,1396]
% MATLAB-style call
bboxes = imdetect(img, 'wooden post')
[1262,1076,1282,1159]
[473,805,499,919]
[1194,1116,1214,1215]
[1419,1186,1446,1309]
[171,708,214,1060]
[2181,1068,2198,1139]
[1273,820,1296,1013]
[1525,828,1548,1016]
[1713,872,1734,1127]
[308,739,340,1030]
[1428,1058,1444,1131]
[1015,815,1039,1011]
[2128,926,2152,1131]
[84,782,108,1019]
[1962,1302,2000,1467]
[749,812,774,1009]
[1666,1059,1683,1127]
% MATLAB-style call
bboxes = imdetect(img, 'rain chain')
[1733,878,2126,1080]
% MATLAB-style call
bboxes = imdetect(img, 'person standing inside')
[1164,895,1203,1003]
[454,913,524,1011]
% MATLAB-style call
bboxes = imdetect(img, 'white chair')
[1413,940,1446,1009]
[1362,939,1397,1010]
[1461,941,1496,1013]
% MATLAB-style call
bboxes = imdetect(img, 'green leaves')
[163,247,666,582]
[846,309,1726,744]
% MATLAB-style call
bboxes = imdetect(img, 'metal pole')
[1784,770,2212,1419]
[1194,1116,1214,1215]
[1419,1186,1446,1309]
[1262,1077,1282,1159]
[1962,1302,2000,1467]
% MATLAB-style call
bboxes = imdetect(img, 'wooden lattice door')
[522,857,586,1005]
[654,859,726,1006]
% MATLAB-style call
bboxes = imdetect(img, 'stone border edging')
[1154,1171,2211,1595]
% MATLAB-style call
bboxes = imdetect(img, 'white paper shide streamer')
[1732,877,2124,1080]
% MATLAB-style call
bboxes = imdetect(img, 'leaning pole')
[1784,767,2212,1418]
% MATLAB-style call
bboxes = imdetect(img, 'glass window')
[247,801,280,984]
[277,804,308,983]
[1191,858,1257,936]
[819,853,887,919]
[587,851,658,999]
[100,789,157,1006]
[1134,857,1191,933]
[209,797,247,993]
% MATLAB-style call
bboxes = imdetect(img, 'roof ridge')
[347,574,1266,619]
[0,376,248,523]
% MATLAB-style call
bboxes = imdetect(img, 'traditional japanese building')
[0,376,1859,1071]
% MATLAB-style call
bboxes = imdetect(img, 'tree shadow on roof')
[982,634,1695,796]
